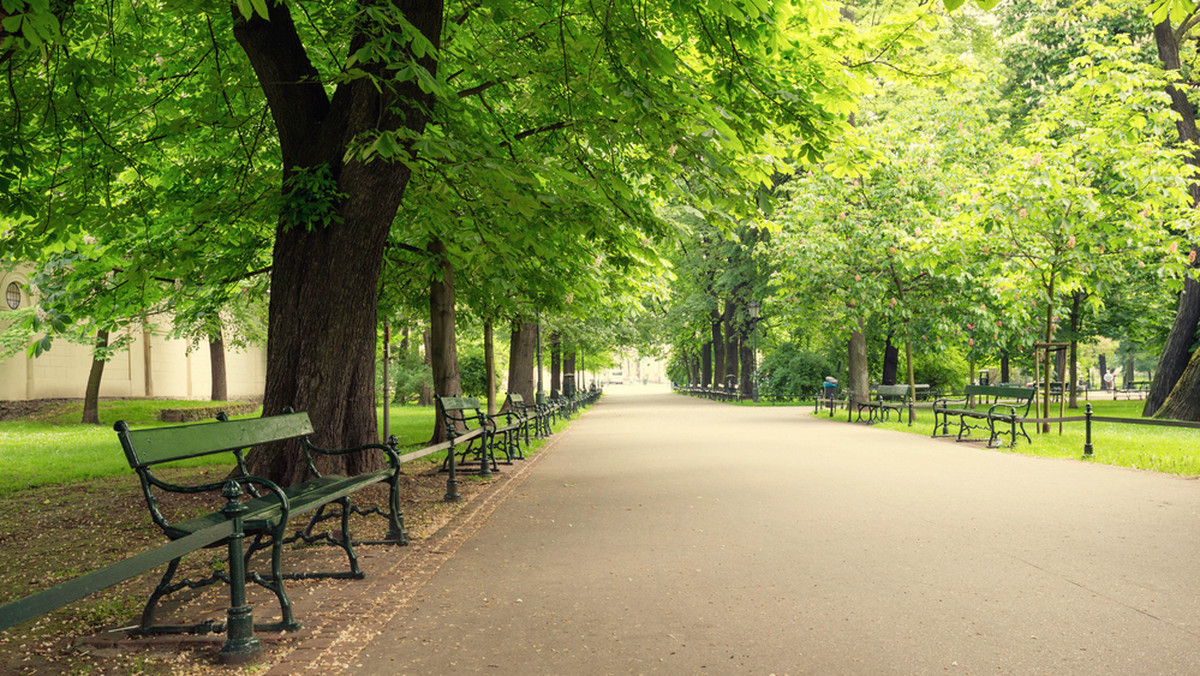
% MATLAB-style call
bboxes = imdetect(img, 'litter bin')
[821,377,838,416]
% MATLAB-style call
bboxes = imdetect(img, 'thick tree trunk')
[1156,347,1200,420]
[701,341,712,387]
[739,338,754,398]
[1098,354,1108,390]
[506,321,537,406]
[428,239,462,442]
[881,335,899,385]
[550,331,561,397]
[1000,352,1010,384]
[711,317,724,390]
[1124,352,1136,389]
[563,350,577,396]
[723,316,739,390]
[210,326,228,402]
[81,329,109,425]
[234,0,443,485]
[1147,20,1200,417]
[848,326,869,406]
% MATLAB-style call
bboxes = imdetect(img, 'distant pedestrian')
[1104,370,1114,391]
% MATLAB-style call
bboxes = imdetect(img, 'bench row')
[109,388,602,661]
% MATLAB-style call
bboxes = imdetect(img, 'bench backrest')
[963,385,1036,414]
[507,392,525,406]
[875,385,911,400]
[964,385,1035,400]
[115,412,313,469]
[438,395,481,413]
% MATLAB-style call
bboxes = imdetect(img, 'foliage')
[758,342,836,399]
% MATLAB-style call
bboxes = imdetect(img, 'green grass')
[0,400,441,496]
[863,398,1200,476]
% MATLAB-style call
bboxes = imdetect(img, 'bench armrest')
[933,396,966,409]
[987,403,1018,418]
[302,439,403,471]
[227,475,291,529]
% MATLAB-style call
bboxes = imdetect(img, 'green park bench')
[503,392,538,448]
[114,410,406,636]
[437,396,500,482]
[853,384,914,425]
[932,385,1036,447]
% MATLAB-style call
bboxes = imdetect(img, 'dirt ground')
[0,455,499,675]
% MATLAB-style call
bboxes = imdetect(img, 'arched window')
[5,282,20,310]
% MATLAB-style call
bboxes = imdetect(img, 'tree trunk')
[1156,347,1200,420]
[210,326,228,402]
[1147,20,1200,417]
[1000,352,1010,384]
[711,316,724,390]
[724,317,739,390]
[428,238,462,442]
[81,329,109,425]
[739,338,754,398]
[550,331,561,397]
[234,0,443,485]
[848,323,868,406]
[142,320,154,398]
[563,349,577,396]
[418,327,433,406]
[484,319,496,415]
[506,321,537,406]
[701,341,712,387]
[1098,354,1108,390]
[1124,352,1135,389]
[881,335,899,385]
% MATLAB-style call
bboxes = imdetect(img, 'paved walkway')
[341,386,1200,674]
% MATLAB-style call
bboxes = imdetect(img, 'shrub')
[759,342,836,399]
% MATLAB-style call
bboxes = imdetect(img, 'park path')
[344,385,1200,675]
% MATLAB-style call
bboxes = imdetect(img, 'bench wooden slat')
[439,396,482,412]
[163,471,393,539]
[118,413,314,467]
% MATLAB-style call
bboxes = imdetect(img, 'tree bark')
[701,341,712,387]
[563,349,577,396]
[723,314,739,390]
[1156,348,1200,420]
[210,325,228,402]
[1000,352,1010,384]
[739,338,754,398]
[848,323,868,406]
[1147,20,1200,417]
[711,315,724,390]
[428,238,462,442]
[506,321,537,406]
[1098,354,1108,390]
[484,319,496,415]
[142,320,154,398]
[550,331,561,397]
[81,329,109,425]
[234,0,443,485]
[418,327,433,406]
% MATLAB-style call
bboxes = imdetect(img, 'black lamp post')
[749,301,760,403]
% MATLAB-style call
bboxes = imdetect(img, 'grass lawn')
[863,398,1200,476]
[0,399,439,496]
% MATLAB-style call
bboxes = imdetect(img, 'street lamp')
[748,301,760,403]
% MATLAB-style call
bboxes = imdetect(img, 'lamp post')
[748,301,760,403]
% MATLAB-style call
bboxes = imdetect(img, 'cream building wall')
[0,266,265,402]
